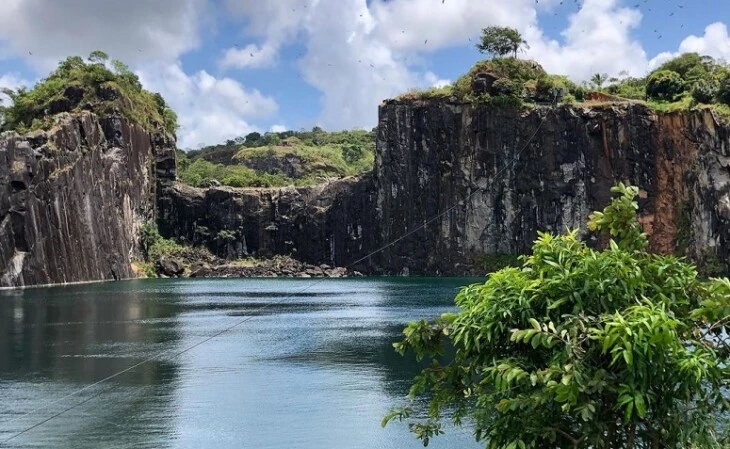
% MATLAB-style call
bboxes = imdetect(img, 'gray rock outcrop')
[0,112,174,287]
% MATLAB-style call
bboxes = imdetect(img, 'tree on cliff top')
[477,26,528,58]
[590,73,609,91]
[0,51,178,135]
[384,183,730,448]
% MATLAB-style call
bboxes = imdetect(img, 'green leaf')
[634,393,646,418]
[529,318,541,331]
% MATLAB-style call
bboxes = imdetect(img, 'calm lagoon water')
[0,277,484,449]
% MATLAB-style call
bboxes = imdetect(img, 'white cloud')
[425,72,451,88]
[679,22,730,60]
[0,0,205,70]
[223,0,658,130]
[218,0,309,71]
[270,124,288,133]
[525,0,649,80]
[0,73,32,91]
[0,73,34,105]
[649,22,730,68]
[137,62,278,149]
[220,43,279,70]
[369,0,539,51]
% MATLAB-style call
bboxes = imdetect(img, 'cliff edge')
[0,112,175,287]
[375,100,730,274]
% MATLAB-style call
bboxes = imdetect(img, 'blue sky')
[1,0,729,148]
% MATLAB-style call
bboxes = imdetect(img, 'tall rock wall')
[0,112,174,287]
[157,176,380,273]
[375,100,730,274]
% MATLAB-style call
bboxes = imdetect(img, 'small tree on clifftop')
[477,26,528,58]
[384,183,730,448]
[590,73,609,90]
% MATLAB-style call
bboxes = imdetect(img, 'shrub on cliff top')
[718,75,730,106]
[453,58,547,98]
[0,52,178,135]
[646,69,685,101]
[384,183,730,449]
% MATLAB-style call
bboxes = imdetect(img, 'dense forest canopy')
[0,51,178,135]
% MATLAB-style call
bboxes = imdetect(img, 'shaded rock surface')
[156,101,730,276]
[374,100,730,275]
[0,112,175,287]
[6,101,730,287]
[157,176,380,274]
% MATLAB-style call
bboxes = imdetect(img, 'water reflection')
[0,277,482,449]
[0,281,182,448]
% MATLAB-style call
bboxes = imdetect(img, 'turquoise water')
[0,277,484,448]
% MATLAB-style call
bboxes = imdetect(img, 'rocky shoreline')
[153,251,363,279]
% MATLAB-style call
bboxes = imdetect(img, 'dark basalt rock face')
[5,100,730,287]
[157,176,380,274]
[374,100,730,275]
[0,112,174,287]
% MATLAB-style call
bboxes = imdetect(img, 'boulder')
[156,256,185,277]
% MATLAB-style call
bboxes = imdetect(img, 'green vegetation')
[398,56,584,106]
[472,253,522,273]
[397,47,730,123]
[476,26,529,58]
[140,221,184,263]
[646,70,685,101]
[590,73,609,90]
[608,52,730,121]
[178,128,375,188]
[384,183,730,448]
[178,159,292,188]
[0,52,177,135]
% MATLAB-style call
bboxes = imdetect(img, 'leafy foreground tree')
[477,26,528,58]
[384,183,730,448]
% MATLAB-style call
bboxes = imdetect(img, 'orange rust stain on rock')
[639,214,655,237]
[649,112,699,254]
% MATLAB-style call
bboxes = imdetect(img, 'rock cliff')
[0,112,175,287]
[157,176,379,273]
[374,100,730,275]
[5,100,730,287]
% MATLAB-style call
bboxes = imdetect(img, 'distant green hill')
[178,127,375,188]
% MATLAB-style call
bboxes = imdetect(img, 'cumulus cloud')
[137,62,277,149]
[649,22,730,69]
[369,0,540,51]
[270,124,288,133]
[0,0,205,70]
[219,43,279,69]
[525,0,649,80]
[218,0,309,71]
[222,0,657,130]
[424,72,451,88]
